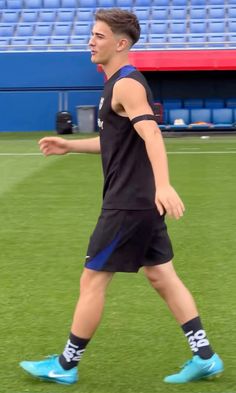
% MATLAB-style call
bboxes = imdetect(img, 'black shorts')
[85,209,173,272]
[84,208,174,273]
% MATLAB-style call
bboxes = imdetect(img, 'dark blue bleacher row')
[0,0,236,51]
[160,98,236,129]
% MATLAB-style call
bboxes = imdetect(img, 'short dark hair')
[95,8,141,46]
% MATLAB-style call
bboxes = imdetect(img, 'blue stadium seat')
[148,34,167,48]
[208,21,225,33]
[24,0,42,7]
[169,109,190,125]
[191,0,206,4]
[169,21,187,34]
[163,99,182,109]
[212,108,233,125]
[1,10,19,22]
[54,23,72,36]
[39,10,57,22]
[228,34,236,48]
[151,7,169,20]
[168,35,187,48]
[0,1,6,9]
[208,34,226,48]
[225,98,236,108]
[0,24,15,36]
[190,109,211,123]
[76,9,94,21]
[172,0,188,5]
[6,0,23,8]
[139,21,149,35]
[205,99,224,108]
[228,20,236,33]
[21,10,38,22]
[190,21,207,34]
[73,22,91,35]
[190,7,206,19]
[61,0,77,7]
[150,21,168,34]
[116,0,131,6]
[11,37,29,50]
[49,36,68,50]
[57,10,75,22]
[136,0,150,5]
[30,36,48,50]
[133,7,150,20]
[228,7,236,18]
[169,8,187,19]
[34,23,53,36]
[208,7,225,18]
[43,0,60,7]
[79,0,96,6]
[17,23,34,36]
[208,0,224,4]
[0,37,9,51]
[233,108,236,122]
[152,0,169,5]
[188,35,206,48]
[69,36,88,50]
[133,34,147,49]
[97,0,115,6]
[228,0,236,4]
[184,99,204,108]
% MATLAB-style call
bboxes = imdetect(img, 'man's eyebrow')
[91,31,106,37]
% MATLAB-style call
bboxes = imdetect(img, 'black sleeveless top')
[98,65,156,210]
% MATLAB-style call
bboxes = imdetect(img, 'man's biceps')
[133,123,147,139]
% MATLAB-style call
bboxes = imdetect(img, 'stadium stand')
[0,0,235,51]
[159,98,236,130]
[0,0,236,131]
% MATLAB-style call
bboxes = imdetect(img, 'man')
[20,8,223,385]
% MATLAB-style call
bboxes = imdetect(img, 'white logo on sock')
[185,329,209,353]
[63,340,86,363]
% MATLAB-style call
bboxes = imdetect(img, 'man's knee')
[79,268,113,295]
[144,261,177,289]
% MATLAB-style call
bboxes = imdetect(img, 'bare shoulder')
[113,77,147,104]
[114,77,146,94]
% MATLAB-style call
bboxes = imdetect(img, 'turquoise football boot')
[164,353,224,383]
[20,355,78,385]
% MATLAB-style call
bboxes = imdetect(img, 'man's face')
[89,21,124,65]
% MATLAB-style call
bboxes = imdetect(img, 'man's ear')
[116,38,130,52]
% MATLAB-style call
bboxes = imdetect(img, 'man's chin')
[91,55,99,64]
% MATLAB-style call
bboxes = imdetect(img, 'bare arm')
[39,136,101,156]
[113,78,185,220]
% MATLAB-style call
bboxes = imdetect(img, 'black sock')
[181,316,214,359]
[59,332,90,370]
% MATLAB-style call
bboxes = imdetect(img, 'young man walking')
[20,8,223,385]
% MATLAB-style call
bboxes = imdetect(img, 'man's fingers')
[157,197,185,220]
[156,200,165,216]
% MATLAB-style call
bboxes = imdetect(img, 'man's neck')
[102,57,130,80]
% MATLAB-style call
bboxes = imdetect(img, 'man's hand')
[156,185,185,220]
[39,137,69,156]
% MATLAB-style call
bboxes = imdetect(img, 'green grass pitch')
[0,132,235,393]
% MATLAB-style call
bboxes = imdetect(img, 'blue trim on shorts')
[85,232,121,271]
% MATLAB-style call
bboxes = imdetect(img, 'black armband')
[131,114,156,126]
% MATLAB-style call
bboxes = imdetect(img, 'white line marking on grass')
[180,147,200,150]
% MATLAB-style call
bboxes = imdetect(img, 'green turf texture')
[0,132,235,393]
